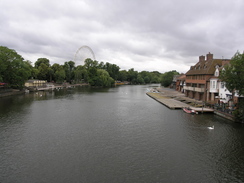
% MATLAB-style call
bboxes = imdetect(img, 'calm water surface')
[1,85,244,183]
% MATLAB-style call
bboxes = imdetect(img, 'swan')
[208,125,214,130]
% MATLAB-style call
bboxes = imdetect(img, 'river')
[1,85,244,183]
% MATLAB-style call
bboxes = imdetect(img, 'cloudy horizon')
[1,0,243,73]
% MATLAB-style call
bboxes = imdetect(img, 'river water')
[1,85,244,183]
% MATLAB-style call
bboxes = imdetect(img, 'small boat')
[183,107,197,114]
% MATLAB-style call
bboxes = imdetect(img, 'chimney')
[222,59,230,66]
[206,52,213,61]
[199,55,205,62]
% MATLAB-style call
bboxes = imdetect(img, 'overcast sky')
[1,0,243,73]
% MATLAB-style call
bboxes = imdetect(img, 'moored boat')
[183,107,197,114]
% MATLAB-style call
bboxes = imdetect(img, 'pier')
[26,83,89,92]
[146,92,190,109]
[147,88,214,113]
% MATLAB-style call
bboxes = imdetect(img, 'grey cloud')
[0,0,243,73]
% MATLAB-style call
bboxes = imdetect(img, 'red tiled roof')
[186,59,229,75]
[176,74,186,80]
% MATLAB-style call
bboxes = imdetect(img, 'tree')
[102,62,120,80]
[26,60,38,79]
[96,69,115,87]
[220,51,244,96]
[64,61,75,83]
[0,46,31,89]
[74,65,87,83]
[84,58,99,84]
[84,58,98,70]
[128,68,138,84]
[54,68,66,83]
[35,58,50,68]
[140,71,151,83]
[161,70,179,87]
[37,63,49,80]
[144,75,151,83]
[98,61,105,69]
[51,63,61,73]
[118,70,128,81]
[137,74,145,84]
[150,71,162,83]
[51,63,65,83]
[47,67,54,82]
[35,58,51,81]
[220,51,244,122]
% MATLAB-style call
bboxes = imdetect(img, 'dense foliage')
[220,51,244,96]
[160,70,179,87]
[0,46,180,89]
[0,46,32,89]
[220,51,244,122]
[118,69,161,85]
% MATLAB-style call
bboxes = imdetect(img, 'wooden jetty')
[146,91,214,113]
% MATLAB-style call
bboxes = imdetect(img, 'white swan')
[208,125,214,130]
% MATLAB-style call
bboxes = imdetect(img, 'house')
[208,65,221,103]
[218,81,233,104]
[170,75,179,89]
[184,52,230,103]
[25,80,47,88]
[175,74,185,93]
[25,80,56,91]
[211,65,239,106]
[209,62,231,104]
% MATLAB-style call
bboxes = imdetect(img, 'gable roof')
[176,74,186,80]
[186,59,229,75]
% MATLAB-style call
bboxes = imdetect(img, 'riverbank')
[26,83,89,92]
[147,87,235,121]
[0,89,25,98]
[0,83,89,98]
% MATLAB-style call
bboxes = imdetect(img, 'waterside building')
[184,52,230,103]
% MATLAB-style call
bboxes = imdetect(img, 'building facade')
[184,52,230,103]
[175,74,185,93]
[25,80,47,88]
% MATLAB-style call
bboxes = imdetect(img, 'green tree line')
[0,46,179,89]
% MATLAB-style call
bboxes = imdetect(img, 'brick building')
[184,52,230,103]
[175,74,185,93]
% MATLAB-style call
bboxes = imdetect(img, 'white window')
[212,81,216,89]
[215,70,219,77]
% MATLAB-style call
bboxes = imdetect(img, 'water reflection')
[1,85,244,182]
[0,95,33,117]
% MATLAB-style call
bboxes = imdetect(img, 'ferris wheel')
[74,46,96,66]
